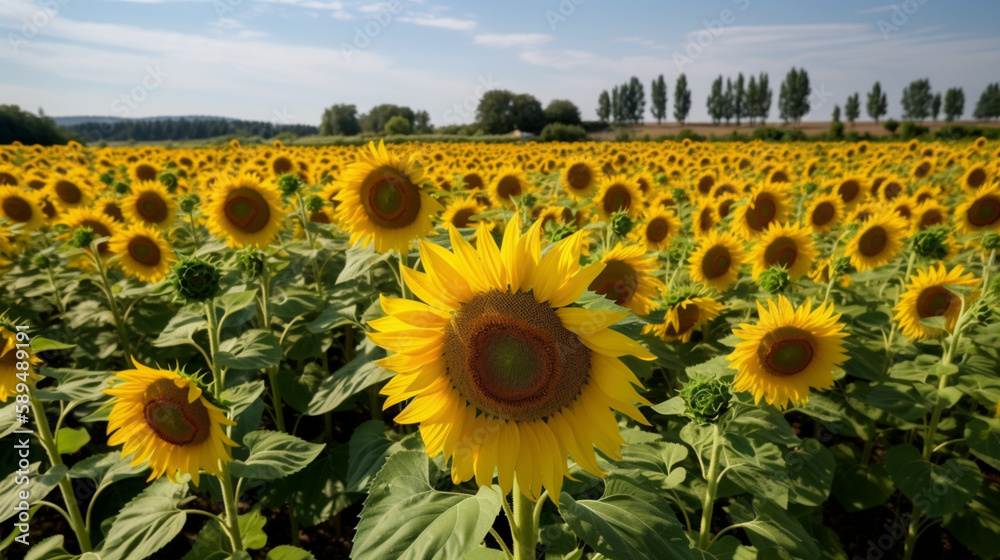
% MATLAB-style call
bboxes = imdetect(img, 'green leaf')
[964,418,1000,470]
[34,368,109,403]
[30,337,75,352]
[218,289,259,319]
[216,329,282,370]
[463,548,507,560]
[338,245,391,284]
[24,535,76,560]
[728,498,821,559]
[347,421,395,493]
[306,341,393,416]
[0,464,67,524]
[882,444,982,517]
[919,315,947,330]
[267,546,317,560]
[697,535,756,560]
[153,304,207,348]
[559,475,692,560]
[651,396,685,416]
[608,441,689,491]
[237,505,268,550]
[56,427,91,455]
[98,495,186,560]
[784,439,835,507]
[230,431,325,481]
[729,408,801,447]
[306,304,357,333]
[221,380,266,419]
[68,451,146,488]
[830,443,894,512]
[352,451,501,560]
[858,382,932,422]
[260,448,353,527]
[943,481,1000,559]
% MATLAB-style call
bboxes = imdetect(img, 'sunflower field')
[1,137,1000,560]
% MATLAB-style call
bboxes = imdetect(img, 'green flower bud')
[172,258,220,302]
[802,182,818,195]
[278,174,302,196]
[99,171,115,186]
[671,187,689,204]
[610,210,634,238]
[666,244,686,264]
[758,265,791,294]
[681,377,731,423]
[832,256,852,277]
[158,171,179,193]
[982,232,1000,251]
[235,248,265,280]
[546,223,576,243]
[31,253,51,269]
[912,226,949,260]
[179,194,200,214]
[305,194,324,213]
[520,192,538,210]
[112,182,130,195]
[68,227,95,250]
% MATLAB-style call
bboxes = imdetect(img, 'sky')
[1,0,999,127]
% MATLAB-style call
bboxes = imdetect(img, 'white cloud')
[474,33,552,48]
[397,15,475,31]
[855,5,897,15]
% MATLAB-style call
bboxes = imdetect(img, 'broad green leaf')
[216,329,282,370]
[31,337,76,352]
[68,451,145,488]
[98,495,186,560]
[306,304,358,333]
[0,464,66,524]
[221,380,266,419]
[559,475,692,560]
[651,396,685,416]
[260,448,353,527]
[24,535,77,560]
[882,444,982,517]
[696,535,756,560]
[33,368,109,403]
[728,498,821,559]
[919,315,947,330]
[267,546,317,560]
[352,451,501,560]
[730,408,801,447]
[784,439,835,507]
[153,304,207,348]
[306,342,393,416]
[236,505,267,550]
[56,427,91,455]
[608,441,689,491]
[217,289,259,319]
[229,431,325,481]
[347,421,395,493]
[830,443,894,512]
[463,548,507,560]
[964,418,1000,470]
[943,481,1000,559]
[338,245,391,284]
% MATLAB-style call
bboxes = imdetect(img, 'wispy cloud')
[397,15,475,31]
[474,33,551,48]
[855,5,897,15]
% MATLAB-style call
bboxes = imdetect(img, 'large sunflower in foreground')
[334,141,442,254]
[123,181,177,229]
[845,212,908,272]
[105,359,237,486]
[748,222,818,281]
[893,263,979,341]
[206,173,286,249]
[1,326,41,402]
[729,296,848,410]
[108,224,176,283]
[588,243,664,316]
[368,216,654,500]
[688,230,744,292]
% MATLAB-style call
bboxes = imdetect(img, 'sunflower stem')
[204,300,223,398]
[697,422,722,550]
[45,266,67,315]
[510,480,538,560]
[821,238,841,305]
[89,247,133,366]
[217,462,245,553]
[983,248,996,290]
[882,250,917,374]
[30,394,92,553]
[295,192,325,300]
[397,247,409,299]
[187,212,200,247]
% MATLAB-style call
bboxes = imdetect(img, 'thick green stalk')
[91,250,132,364]
[510,480,538,560]
[217,463,244,553]
[698,423,722,550]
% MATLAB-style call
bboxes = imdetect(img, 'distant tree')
[778,67,810,124]
[624,76,646,124]
[673,74,691,124]
[844,93,860,124]
[476,90,516,134]
[747,72,772,124]
[733,73,745,125]
[512,93,546,133]
[384,115,412,135]
[973,83,1000,120]
[320,104,360,135]
[545,99,581,125]
[0,105,69,145]
[597,90,611,122]
[650,74,667,124]
[900,79,933,120]
[611,85,623,124]
[943,87,965,121]
[360,104,415,134]
[539,122,587,142]
[707,75,725,124]
[746,75,759,125]
[722,78,735,124]
[867,81,888,122]
[413,110,433,133]
[832,104,841,122]
[931,93,941,120]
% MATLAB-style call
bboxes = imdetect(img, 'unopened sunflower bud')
[235,248,265,280]
[912,226,949,260]
[179,194,200,214]
[758,265,791,294]
[681,377,731,423]
[278,174,302,196]
[982,232,1000,251]
[31,253,51,269]
[69,227,95,249]
[172,258,220,302]
[305,194,324,213]
[112,182,130,195]
[610,210,634,238]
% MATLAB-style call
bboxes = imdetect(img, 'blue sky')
[2,0,999,126]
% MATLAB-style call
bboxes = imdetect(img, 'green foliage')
[476,90,546,134]
[778,67,810,124]
[867,81,889,122]
[544,99,582,125]
[973,82,1000,120]
[883,119,900,134]
[0,104,70,145]
[539,123,587,142]
[320,104,361,136]
[901,78,934,120]
[673,73,692,124]
[383,115,412,136]
[171,258,221,302]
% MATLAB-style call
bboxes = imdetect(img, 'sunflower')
[369,216,654,500]
[835,178,865,208]
[122,181,177,229]
[688,230,745,292]
[805,193,843,234]
[588,243,664,316]
[955,186,1000,235]
[561,159,600,200]
[441,196,486,229]
[596,177,643,220]
[749,222,817,281]
[693,200,717,238]
[0,326,42,402]
[961,165,989,191]
[893,263,979,341]
[62,207,119,257]
[845,212,907,272]
[130,160,159,183]
[207,173,286,249]
[489,167,530,208]
[334,141,442,254]
[731,184,790,240]
[46,172,94,210]
[105,359,237,486]
[636,209,679,252]
[645,293,723,343]
[108,224,176,283]
[0,186,45,231]
[729,296,848,410]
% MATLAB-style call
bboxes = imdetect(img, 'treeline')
[319,104,433,136]
[0,105,70,145]
[64,118,318,143]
